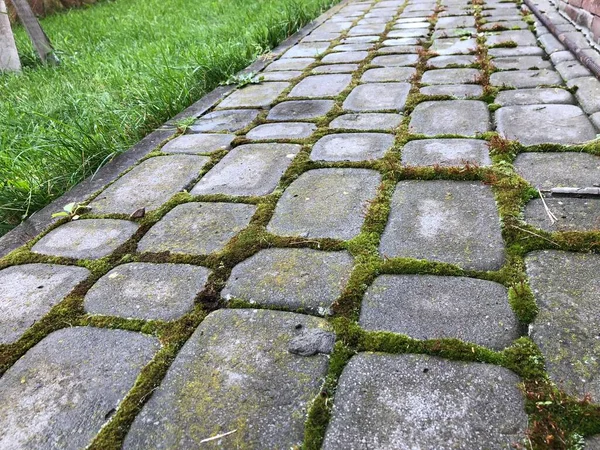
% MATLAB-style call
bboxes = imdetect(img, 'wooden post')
[11,0,59,65]
[0,0,21,71]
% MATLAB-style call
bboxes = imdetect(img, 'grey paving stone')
[0,264,90,344]
[382,38,422,46]
[124,309,332,449]
[496,105,596,145]
[190,143,300,196]
[0,327,158,450]
[332,43,373,52]
[492,55,552,70]
[526,251,600,399]
[592,112,600,131]
[395,21,430,29]
[312,63,358,74]
[549,50,575,65]
[555,60,592,81]
[421,68,480,84]
[343,83,411,112]
[401,138,491,166]
[488,46,545,57]
[260,71,302,81]
[282,42,330,58]
[495,88,575,106]
[371,54,420,66]
[217,82,289,109]
[436,15,476,28]
[514,152,600,189]
[490,69,563,88]
[420,84,483,98]
[431,28,477,39]
[341,35,380,44]
[289,74,352,98]
[89,155,208,215]
[302,32,341,42]
[379,181,505,270]
[330,113,403,130]
[162,133,235,155]
[138,202,256,255]
[431,37,478,55]
[265,57,315,71]
[267,100,335,121]
[222,248,353,314]
[481,19,528,30]
[190,109,259,133]
[311,132,395,161]
[538,33,566,54]
[567,77,600,114]
[321,51,369,63]
[524,197,600,232]
[361,67,416,82]
[426,54,477,68]
[267,168,381,240]
[587,435,600,449]
[84,262,210,321]
[32,219,138,260]
[323,353,527,449]
[409,100,491,136]
[348,24,387,35]
[486,29,537,47]
[246,122,316,140]
[388,28,429,38]
[377,45,422,54]
[360,275,520,349]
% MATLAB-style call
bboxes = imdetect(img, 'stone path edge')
[0,0,352,258]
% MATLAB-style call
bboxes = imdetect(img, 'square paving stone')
[190,109,259,133]
[401,138,491,166]
[312,63,359,74]
[332,43,374,52]
[431,28,477,39]
[0,327,158,450]
[420,84,483,98]
[492,56,552,71]
[311,132,395,161]
[267,100,335,121]
[409,100,491,136]
[431,37,478,54]
[490,69,563,88]
[388,28,429,38]
[124,309,333,449]
[377,45,423,54]
[265,57,316,71]
[138,202,256,255]
[89,155,209,215]
[486,30,537,47]
[495,88,575,106]
[426,54,477,68]
[329,113,403,130]
[513,152,600,189]
[371,54,419,66]
[496,105,597,145]
[0,264,90,344]
[190,143,301,196]
[222,248,353,314]
[436,15,476,28]
[489,46,545,58]
[217,82,289,109]
[526,251,600,399]
[348,24,387,35]
[289,74,352,98]
[382,38,421,46]
[161,133,235,154]
[246,122,316,140]
[281,42,330,58]
[302,32,341,42]
[84,262,210,321]
[261,71,302,81]
[322,353,528,449]
[343,83,411,112]
[341,35,380,44]
[32,219,138,260]
[421,68,480,84]
[321,51,369,63]
[524,197,600,232]
[555,60,592,80]
[267,168,381,240]
[360,275,520,349]
[379,181,505,270]
[361,67,417,82]
[567,77,600,115]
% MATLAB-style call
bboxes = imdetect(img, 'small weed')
[219,71,264,88]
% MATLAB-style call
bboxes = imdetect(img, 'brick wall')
[557,0,600,45]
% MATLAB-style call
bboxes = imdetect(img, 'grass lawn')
[0,0,338,235]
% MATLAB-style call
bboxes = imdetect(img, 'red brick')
[564,3,581,21]
[582,0,600,16]
[592,16,600,44]
[569,0,584,8]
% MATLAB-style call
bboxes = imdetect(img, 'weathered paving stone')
[84,263,210,321]
[310,132,394,161]
[267,99,335,121]
[312,63,359,74]
[360,275,520,349]
[490,69,563,88]
[341,35,380,44]
[246,122,316,140]
[348,24,387,35]
[343,83,411,112]
[431,37,478,54]
[524,197,600,232]
[379,181,505,270]
[330,113,403,130]
[555,60,592,80]
[481,20,528,30]
[0,327,159,450]
[587,435,600,449]
[431,28,477,39]
[409,100,491,136]
[124,309,333,449]
[489,46,545,58]
[281,42,330,58]
[222,248,353,314]
[32,219,138,260]
[436,15,476,28]
[190,109,259,133]
[495,88,575,106]
[265,57,315,71]
[421,68,480,84]
[526,251,600,399]
[138,202,256,255]
[190,143,301,196]
[371,53,419,66]
[550,50,575,65]
[495,105,597,145]
[382,38,422,46]
[394,21,430,29]
[162,133,235,154]
[513,152,600,189]
[388,28,429,38]
[332,43,373,52]
[217,82,289,109]
[361,67,416,82]
[321,51,369,63]
[0,264,90,344]
[567,77,600,114]
[420,84,483,98]
[302,32,340,42]
[426,54,477,68]
[492,56,552,71]
[322,353,528,449]
[377,45,422,54]
[401,138,491,166]
[289,74,352,98]
[260,71,302,81]
[486,30,537,47]
[89,155,208,215]
[267,168,381,240]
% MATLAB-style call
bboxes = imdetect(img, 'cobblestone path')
[1,0,600,448]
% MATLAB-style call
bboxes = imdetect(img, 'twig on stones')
[511,224,559,247]
[200,429,237,443]
[538,189,557,225]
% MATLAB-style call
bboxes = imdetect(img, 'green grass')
[0,0,339,235]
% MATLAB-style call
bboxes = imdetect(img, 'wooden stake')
[0,0,21,71]
[11,0,59,65]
